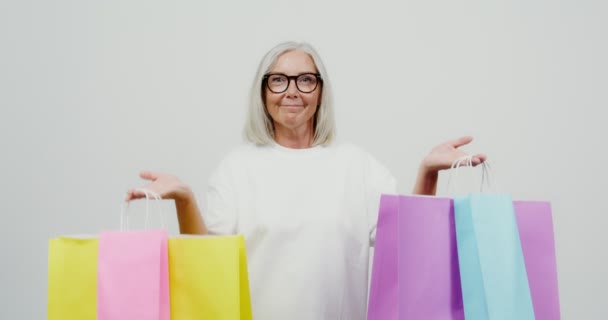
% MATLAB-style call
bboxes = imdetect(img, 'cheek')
[309,92,321,108]
[266,91,282,107]
[314,88,322,105]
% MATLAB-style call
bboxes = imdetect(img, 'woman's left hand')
[413,136,487,195]
[421,136,487,173]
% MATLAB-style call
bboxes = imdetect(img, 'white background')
[1,0,606,318]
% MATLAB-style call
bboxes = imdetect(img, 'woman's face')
[264,50,321,135]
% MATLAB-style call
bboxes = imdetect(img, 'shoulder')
[222,143,264,160]
[215,143,272,168]
[208,144,265,180]
[224,142,279,159]
[331,142,393,173]
[219,142,376,165]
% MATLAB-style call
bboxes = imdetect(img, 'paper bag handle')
[120,188,165,231]
[446,155,493,194]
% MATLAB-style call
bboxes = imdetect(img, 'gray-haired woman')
[127,41,486,320]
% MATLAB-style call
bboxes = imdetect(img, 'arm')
[174,190,208,235]
[412,166,439,195]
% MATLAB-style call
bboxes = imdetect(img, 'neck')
[273,123,315,149]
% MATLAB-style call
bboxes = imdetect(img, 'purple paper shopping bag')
[97,230,170,320]
[514,201,561,320]
[368,194,464,320]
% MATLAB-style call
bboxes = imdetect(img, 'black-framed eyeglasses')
[263,73,323,94]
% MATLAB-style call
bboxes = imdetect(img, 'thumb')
[139,171,158,181]
[448,136,474,148]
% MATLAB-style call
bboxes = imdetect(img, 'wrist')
[418,162,438,179]
[174,186,195,208]
[413,163,439,196]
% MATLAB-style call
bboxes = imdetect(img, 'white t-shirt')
[203,142,396,320]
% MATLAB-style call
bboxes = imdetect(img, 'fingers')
[451,153,487,168]
[446,136,487,167]
[125,187,164,201]
[139,171,158,181]
[125,189,142,201]
[471,153,487,166]
[125,188,153,201]
[127,172,157,200]
[448,136,474,148]
[125,171,169,202]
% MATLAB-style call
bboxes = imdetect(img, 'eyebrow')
[267,71,318,75]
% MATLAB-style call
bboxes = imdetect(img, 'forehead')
[270,50,318,73]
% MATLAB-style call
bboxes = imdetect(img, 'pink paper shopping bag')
[368,194,464,319]
[514,201,561,320]
[97,230,169,320]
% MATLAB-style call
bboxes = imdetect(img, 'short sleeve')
[203,159,238,235]
[365,153,397,246]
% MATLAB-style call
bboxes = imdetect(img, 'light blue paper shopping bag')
[454,194,535,320]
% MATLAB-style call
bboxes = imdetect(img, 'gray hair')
[243,41,336,146]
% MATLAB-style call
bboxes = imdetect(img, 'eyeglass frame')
[262,73,323,94]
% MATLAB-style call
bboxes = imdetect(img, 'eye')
[270,75,286,83]
[299,75,314,83]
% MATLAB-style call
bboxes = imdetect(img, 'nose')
[285,78,299,96]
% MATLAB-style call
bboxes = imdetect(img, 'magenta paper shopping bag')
[368,194,464,320]
[514,201,561,320]
[97,230,169,320]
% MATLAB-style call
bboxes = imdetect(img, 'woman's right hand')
[126,171,194,205]
[127,171,207,234]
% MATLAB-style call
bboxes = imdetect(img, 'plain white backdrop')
[1,0,606,318]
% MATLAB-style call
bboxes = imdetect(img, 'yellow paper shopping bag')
[48,237,98,320]
[169,235,252,320]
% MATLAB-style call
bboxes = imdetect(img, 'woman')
[127,41,486,319]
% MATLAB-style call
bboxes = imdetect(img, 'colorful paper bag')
[97,230,169,320]
[368,194,464,319]
[454,194,535,320]
[169,235,252,320]
[514,201,561,319]
[48,237,98,320]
